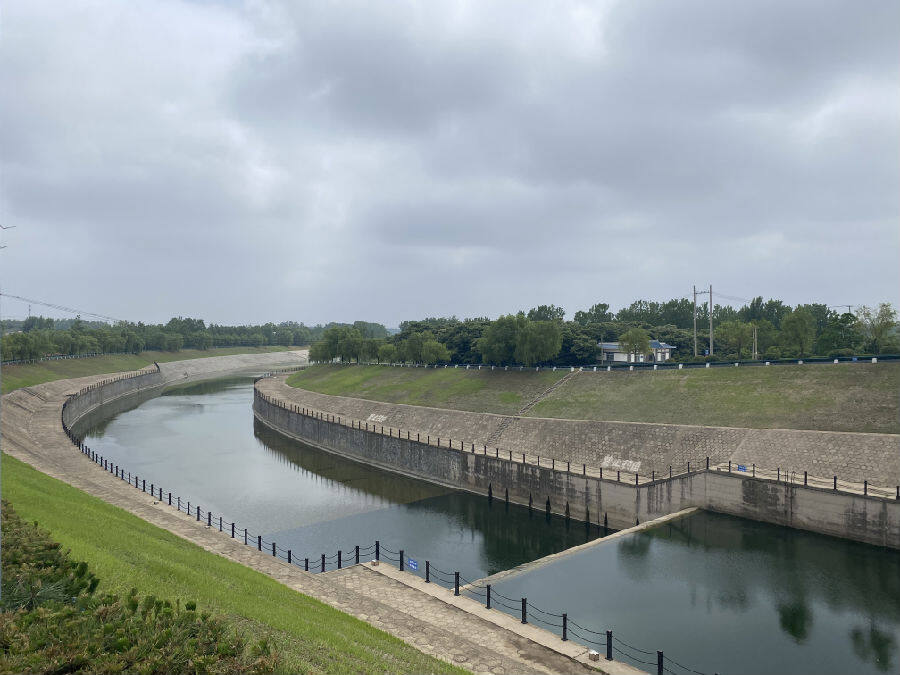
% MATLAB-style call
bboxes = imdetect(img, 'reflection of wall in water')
[618,511,899,661]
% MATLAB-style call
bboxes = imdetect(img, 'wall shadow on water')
[255,420,607,579]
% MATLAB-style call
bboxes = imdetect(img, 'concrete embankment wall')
[62,351,308,430]
[254,388,900,549]
[261,380,900,484]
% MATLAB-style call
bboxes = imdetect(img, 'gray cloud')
[0,0,897,326]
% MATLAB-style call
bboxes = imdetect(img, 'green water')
[491,510,900,675]
[77,377,602,580]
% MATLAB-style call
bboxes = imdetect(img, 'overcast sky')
[1,0,897,327]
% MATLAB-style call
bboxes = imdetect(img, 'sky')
[1,0,897,327]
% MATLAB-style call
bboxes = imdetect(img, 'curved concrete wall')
[257,377,900,485]
[254,385,900,548]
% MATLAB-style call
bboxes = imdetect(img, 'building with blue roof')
[598,339,677,363]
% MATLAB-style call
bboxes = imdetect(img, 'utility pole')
[708,284,714,357]
[693,285,710,357]
[693,286,698,357]
[752,323,758,360]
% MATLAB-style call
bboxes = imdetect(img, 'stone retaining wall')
[254,385,900,549]
[260,378,900,484]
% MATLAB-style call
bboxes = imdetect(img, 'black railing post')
[562,613,568,641]
[355,545,360,565]
[454,572,459,596]
[168,492,171,506]
[706,456,709,470]
[425,561,430,583]
[606,631,613,660]
[272,542,276,557]
[142,479,146,492]
[834,476,837,490]
[657,651,664,675]
[486,584,491,609]
[375,541,380,562]
[321,554,325,572]
[521,598,527,624]
[864,480,868,496]
[207,512,211,527]
[196,506,200,522]
[257,535,262,551]
[804,471,808,486]
[728,461,731,473]
[219,516,222,532]
[244,529,248,545]
[398,550,403,571]
[304,557,309,572]
[338,551,343,569]
[231,522,235,538]
[288,550,292,564]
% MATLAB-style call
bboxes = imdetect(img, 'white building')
[599,340,676,363]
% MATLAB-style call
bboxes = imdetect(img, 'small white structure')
[598,340,677,363]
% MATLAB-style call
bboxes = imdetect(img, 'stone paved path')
[2,372,606,675]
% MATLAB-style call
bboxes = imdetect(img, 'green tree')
[716,321,754,358]
[573,303,612,326]
[477,315,519,365]
[421,340,451,364]
[514,319,563,366]
[377,343,397,363]
[618,327,650,362]
[526,305,565,322]
[780,308,816,356]
[855,303,898,354]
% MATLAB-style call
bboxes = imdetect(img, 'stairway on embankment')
[484,369,580,446]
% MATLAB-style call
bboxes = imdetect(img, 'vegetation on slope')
[0,501,278,674]
[1,346,294,394]
[288,363,900,434]
[1,455,466,675]
[288,364,565,415]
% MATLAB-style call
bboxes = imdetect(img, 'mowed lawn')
[288,364,565,415]
[2,346,295,393]
[289,363,900,434]
[2,454,465,675]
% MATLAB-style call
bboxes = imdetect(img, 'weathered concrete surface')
[267,378,900,485]
[255,386,900,549]
[2,352,611,675]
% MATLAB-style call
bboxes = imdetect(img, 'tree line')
[309,298,899,366]
[0,317,385,362]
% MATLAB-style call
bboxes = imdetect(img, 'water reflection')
[494,510,900,675]
[78,378,603,582]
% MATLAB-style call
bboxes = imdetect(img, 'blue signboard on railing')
[408,558,418,571]
[737,465,747,472]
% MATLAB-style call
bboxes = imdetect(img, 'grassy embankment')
[1,346,297,394]
[1,454,466,675]
[287,363,900,434]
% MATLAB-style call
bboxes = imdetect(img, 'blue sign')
[737,464,747,472]
[407,558,418,571]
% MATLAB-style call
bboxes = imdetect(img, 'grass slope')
[288,363,900,434]
[2,455,465,675]
[2,346,295,394]
[288,365,565,415]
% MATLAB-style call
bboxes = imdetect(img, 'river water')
[76,377,900,675]
[75,377,602,581]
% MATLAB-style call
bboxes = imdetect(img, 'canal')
[75,377,900,675]
[74,377,602,582]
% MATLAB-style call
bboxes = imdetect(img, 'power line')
[0,293,127,324]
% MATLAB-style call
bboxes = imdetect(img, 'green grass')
[2,346,296,394]
[288,363,900,434]
[2,455,466,675]
[288,365,564,415]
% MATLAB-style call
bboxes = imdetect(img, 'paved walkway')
[2,371,625,675]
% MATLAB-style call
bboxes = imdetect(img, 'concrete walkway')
[1,363,632,675]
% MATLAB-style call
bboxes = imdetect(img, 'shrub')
[0,502,279,674]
